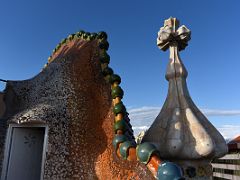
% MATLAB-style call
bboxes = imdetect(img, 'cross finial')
[143,18,228,179]
[157,17,191,51]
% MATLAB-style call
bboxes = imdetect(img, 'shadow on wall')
[0,80,6,118]
[0,92,6,118]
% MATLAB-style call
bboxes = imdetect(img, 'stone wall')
[0,38,153,179]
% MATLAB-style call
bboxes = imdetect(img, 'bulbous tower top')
[142,17,228,179]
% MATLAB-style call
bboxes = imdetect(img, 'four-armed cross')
[157,17,191,51]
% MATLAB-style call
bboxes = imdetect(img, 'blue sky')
[0,0,240,139]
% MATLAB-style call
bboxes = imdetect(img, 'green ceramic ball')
[111,86,124,99]
[112,134,128,150]
[119,141,135,159]
[109,74,121,84]
[113,102,126,115]
[136,142,159,164]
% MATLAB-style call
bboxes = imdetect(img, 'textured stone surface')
[0,38,154,179]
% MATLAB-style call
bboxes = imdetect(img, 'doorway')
[1,125,48,180]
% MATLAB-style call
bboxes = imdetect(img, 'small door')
[4,127,45,180]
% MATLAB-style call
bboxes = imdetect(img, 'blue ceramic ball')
[157,162,184,180]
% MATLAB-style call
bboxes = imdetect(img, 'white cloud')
[129,106,240,119]
[132,126,149,131]
[128,106,240,140]
[201,109,240,116]
[217,125,240,140]
[128,106,160,127]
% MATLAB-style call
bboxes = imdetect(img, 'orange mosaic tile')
[116,129,123,135]
[146,155,162,177]
[115,113,123,122]
[127,147,137,161]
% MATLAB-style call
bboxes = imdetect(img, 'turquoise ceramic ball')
[157,162,184,180]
